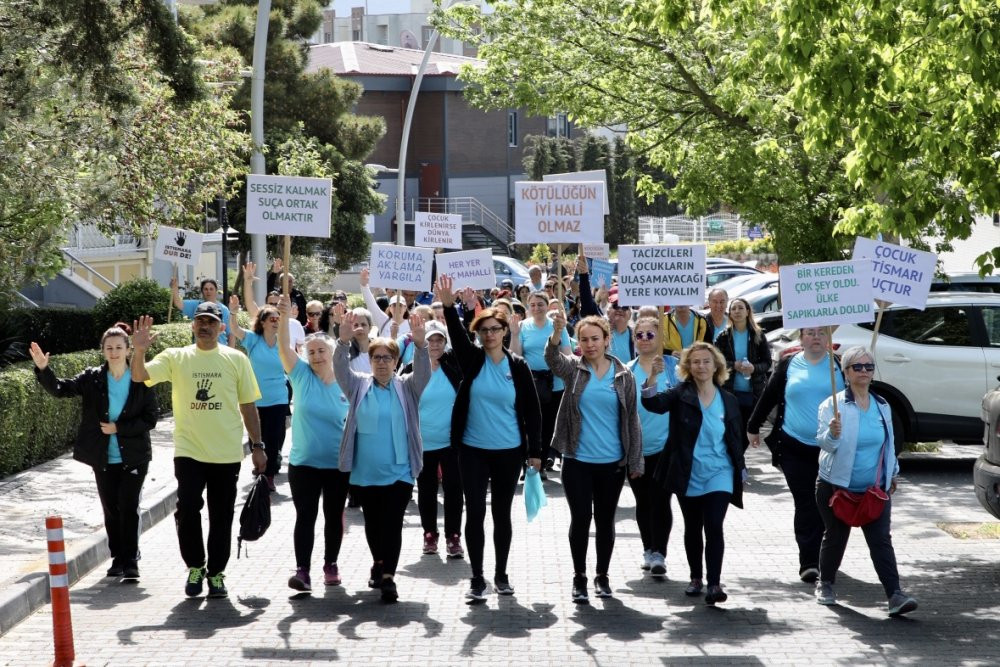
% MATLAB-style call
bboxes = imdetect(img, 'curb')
[0,484,177,636]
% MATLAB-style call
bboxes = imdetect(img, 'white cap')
[425,321,448,340]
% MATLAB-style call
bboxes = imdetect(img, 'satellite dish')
[400,30,419,49]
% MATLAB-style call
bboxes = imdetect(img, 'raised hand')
[169,275,178,290]
[461,286,477,309]
[28,342,49,370]
[339,310,357,343]
[650,355,665,378]
[509,312,522,334]
[576,244,589,274]
[131,315,157,352]
[551,307,567,336]
[331,302,346,323]
[359,267,370,288]
[410,312,426,346]
[271,257,283,274]
[437,275,455,307]
[276,294,291,317]
[243,261,257,282]
[228,294,240,313]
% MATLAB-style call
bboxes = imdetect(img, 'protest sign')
[616,244,706,306]
[514,181,605,244]
[779,260,875,329]
[583,242,610,260]
[544,170,611,214]
[245,174,333,238]
[415,211,463,249]
[852,237,936,309]
[154,226,203,267]
[435,249,495,291]
[368,244,434,292]
[589,258,614,289]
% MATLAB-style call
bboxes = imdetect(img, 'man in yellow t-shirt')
[131,303,266,599]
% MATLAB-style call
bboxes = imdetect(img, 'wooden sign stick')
[827,325,839,419]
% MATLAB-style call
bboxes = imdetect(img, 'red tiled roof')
[306,41,483,76]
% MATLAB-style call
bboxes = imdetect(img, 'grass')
[903,441,941,453]
[937,522,1000,539]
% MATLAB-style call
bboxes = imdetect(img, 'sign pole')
[167,262,177,323]
[870,300,888,353]
[556,244,564,303]
[827,325,839,419]
[282,236,291,296]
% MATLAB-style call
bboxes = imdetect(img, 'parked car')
[931,272,1000,294]
[493,255,532,288]
[976,384,1000,519]
[707,265,762,287]
[767,292,1000,451]
[742,285,781,315]
[718,273,780,301]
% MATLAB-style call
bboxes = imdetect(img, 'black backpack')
[237,475,271,558]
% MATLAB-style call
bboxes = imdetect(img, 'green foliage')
[0,321,190,477]
[93,279,172,332]
[749,237,775,255]
[0,308,99,360]
[528,244,553,266]
[708,239,751,257]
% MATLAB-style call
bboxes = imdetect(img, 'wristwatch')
[250,441,265,451]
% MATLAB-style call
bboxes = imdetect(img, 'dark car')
[975,383,1000,519]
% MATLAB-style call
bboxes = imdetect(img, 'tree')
[611,136,638,246]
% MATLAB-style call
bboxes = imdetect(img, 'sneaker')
[649,552,667,578]
[368,562,383,589]
[887,591,918,617]
[640,549,652,571]
[685,579,704,597]
[705,584,728,605]
[185,567,207,597]
[465,576,489,602]
[494,575,515,596]
[107,562,125,578]
[207,572,228,599]
[122,562,140,579]
[423,531,439,555]
[323,563,341,586]
[572,575,589,604]
[288,567,312,592]
[380,577,398,604]
[815,581,837,606]
[593,575,613,598]
[446,534,464,559]
[800,567,820,583]
[544,457,555,471]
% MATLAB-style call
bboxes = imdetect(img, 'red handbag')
[829,438,889,527]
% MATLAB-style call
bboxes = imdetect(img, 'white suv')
[766,292,1000,449]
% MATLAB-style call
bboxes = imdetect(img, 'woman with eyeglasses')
[360,267,411,339]
[229,296,290,492]
[814,346,917,616]
[334,309,429,603]
[510,290,571,474]
[747,327,844,585]
[625,316,679,578]
[437,274,543,603]
[546,311,643,603]
[275,296,351,592]
[714,298,772,435]
[641,342,746,605]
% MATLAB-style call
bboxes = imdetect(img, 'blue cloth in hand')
[524,467,547,522]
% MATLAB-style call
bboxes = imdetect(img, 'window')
[494,260,511,276]
[421,26,439,51]
[507,111,518,147]
[981,306,1000,346]
[376,25,388,45]
[547,113,571,138]
[879,307,974,347]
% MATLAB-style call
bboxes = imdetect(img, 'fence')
[637,213,761,244]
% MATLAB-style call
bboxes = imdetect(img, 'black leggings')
[562,457,626,575]
[417,447,463,537]
[541,389,563,461]
[288,465,350,568]
[458,444,523,579]
[94,462,148,566]
[258,404,289,477]
[627,451,672,555]
[352,481,413,576]
[778,431,824,571]
[677,491,731,586]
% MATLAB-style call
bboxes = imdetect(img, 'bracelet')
[250,441,265,451]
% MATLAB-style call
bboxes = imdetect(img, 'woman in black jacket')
[640,341,746,605]
[437,274,543,603]
[29,324,158,580]
[713,297,772,435]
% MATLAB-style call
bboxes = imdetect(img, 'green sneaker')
[207,572,228,599]
[185,567,206,597]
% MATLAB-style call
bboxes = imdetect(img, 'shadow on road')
[460,596,557,657]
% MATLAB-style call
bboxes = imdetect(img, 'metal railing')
[638,213,751,243]
[62,223,142,256]
[61,249,117,291]
[412,197,515,246]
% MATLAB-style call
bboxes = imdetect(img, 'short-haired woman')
[641,342,746,604]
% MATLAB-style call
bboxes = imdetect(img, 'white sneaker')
[649,552,666,577]
[640,549,652,571]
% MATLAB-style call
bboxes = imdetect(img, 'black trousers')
[677,491,731,586]
[458,444,523,579]
[352,481,413,576]
[258,404,288,477]
[417,447,463,537]
[778,431,824,572]
[288,464,351,568]
[541,389,564,461]
[816,480,901,597]
[627,451,672,556]
[562,457,626,575]
[93,462,148,566]
[173,457,241,576]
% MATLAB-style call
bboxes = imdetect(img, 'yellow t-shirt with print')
[144,345,261,463]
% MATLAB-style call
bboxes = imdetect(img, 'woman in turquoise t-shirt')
[229,297,289,492]
[275,297,351,593]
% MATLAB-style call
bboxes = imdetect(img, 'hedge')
[0,307,99,359]
[0,322,193,478]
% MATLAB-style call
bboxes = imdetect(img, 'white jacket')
[816,388,898,491]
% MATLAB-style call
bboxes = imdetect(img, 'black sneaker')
[122,562,140,580]
[106,562,125,578]
[380,578,399,604]
[465,576,488,602]
[494,575,514,596]
[800,567,820,583]
[572,575,589,604]
[705,584,728,605]
[544,457,555,471]
[685,579,704,597]
[368,563,384,588]
[593,575,613,598]
[185,567,206,597]
[207,572,228,599]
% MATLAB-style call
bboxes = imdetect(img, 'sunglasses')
[478,325,505,335]
[849,363,876,372]
[635,331,657,341]
[307,311,322,317]
[371,354,395,363]
[265,316,280,323]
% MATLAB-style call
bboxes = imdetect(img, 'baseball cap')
[425,321,448,340]
[500,278,514,288]
[389,295,406,306]
[193,302,223,321]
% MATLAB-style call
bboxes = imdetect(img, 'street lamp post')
[217,196,238,303]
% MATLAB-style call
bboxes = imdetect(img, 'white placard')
[435,249,495,291]
[583,242,610,260]
[364,214,375,234]
[154,225,203,267]
[368,244,434,292]
[852,237,936,309]
[544,170,611,215]
[779,260,875,329]
[245,174,333,238]
[616,244,706,306]
[415,211,463,249]
[514,181,605,244]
